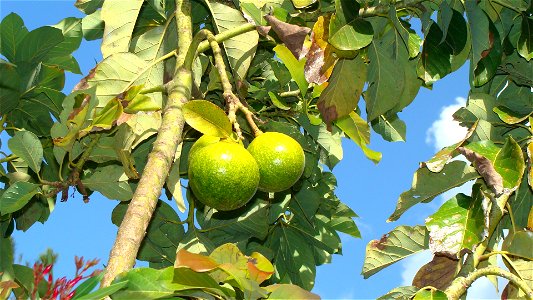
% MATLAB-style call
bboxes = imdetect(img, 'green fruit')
[188,141,260,211]
[248,132,305,192]
[188,135,220,162]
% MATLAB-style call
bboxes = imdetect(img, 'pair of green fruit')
[188,132,305,211]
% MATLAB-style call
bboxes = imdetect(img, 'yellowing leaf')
[100,0,143,58]
[182,100,232,138]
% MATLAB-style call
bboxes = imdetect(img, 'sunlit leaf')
[81,10,104,41]
[265,284,320,299]
[388,161,479,222]
[412,288,447,300]
[100,0,144,58]
[273,44,308,96]
[328,0,372,51]
[7,130,43,173]
[205,0,259,81]
[371,113,406,142]
[377,286,418,300]
[494,136,525,190]
[174,249,219,272]
[335,112,381,164]
[182,100,233,138]
[362,225,429,278]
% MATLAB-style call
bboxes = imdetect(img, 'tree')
[0,0,531,299]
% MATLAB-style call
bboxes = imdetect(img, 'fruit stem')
[198,29,263,138]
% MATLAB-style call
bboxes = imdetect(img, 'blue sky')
[0,1,494,299]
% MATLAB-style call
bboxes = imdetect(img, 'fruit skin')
[188,135,220,162]
[188,141,260,211]
[247,132,305,192]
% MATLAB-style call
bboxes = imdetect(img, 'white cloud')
[426,97,468,151]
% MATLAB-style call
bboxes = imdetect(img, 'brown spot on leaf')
[304,15,338,84]
[72,67,96,92]
[265,15,310,59]
[481,31,494,59]
[317,100,337,131]
[458,147,503,195]
[412,254,460,290]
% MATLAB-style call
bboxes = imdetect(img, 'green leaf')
[48,17,83,58]
[71,272,104,300]
[412,289,447,300]
[268,92,290,110]
[517,16,533,61]
[417,22,453,84]
[366,30,407,120]
[466,1,502,86]
[81,165,133,201]
[205,0,259,81]
[362,225,429,278]
[494,136,525,190]
[100,0,144,58]
[0,63,21,115]
[335,112,381,164]
[182,100,233,138]
[14,26,63,64]
[528,142,533,191]
[8,130,43,173]
[166,152,186,213]
[300,119,343,169]
[82,10,104,41]
[388,161,480,222]
[377,286,419,300]
[371,113,406,142]
[13,195,50,231]
[0,237,14,281]
[426,193,485,258]
[273,45,308,96]
[267,225,316,290]
[76,280,128,300]
[503,230,533,260]
[0,182,40,215]
[389,7,420,59]
[329,202,360,238]
[493,105,532,124]
[0,13,28,62]
[317,56,366,126]
[328,0,373,51]
[265,284,320,299]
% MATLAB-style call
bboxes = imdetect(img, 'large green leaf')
[300,119,343,169]
[517,16,532,61]
[81,165,133,201]
[328,0,373,51]
[335,112,381,163]
[0,13,28,62]
[377,286,419,300]
[14,27,63,64]
[426,193,485,258]
[365,29,407,121]
[182,100,233,138]
[7,130,43,173]
[417,22,452,84]
[89,52,160,106]
[100,0,144,58]
[317,56,366,126]
[388,161,480,222]
[371,113,406,142]
[205,0,259,81]
[362,225,429,278]
[48,17,83,58]
[75,0,104,14]
[82,10,104,41]
[0,182,40,215]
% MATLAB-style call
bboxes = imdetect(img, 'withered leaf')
[458,147,504,195]
[412,255,460,290]
[304,15,338,85]
[264,15,310,59]
[72,66,96,92]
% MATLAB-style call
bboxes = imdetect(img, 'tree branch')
[101,0,193,287]
[445,266,533,300]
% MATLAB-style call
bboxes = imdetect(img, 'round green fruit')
[188,141,260,211]
[247,132,305,192]
[188,135,220,162]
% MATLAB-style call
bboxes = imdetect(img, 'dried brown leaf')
[458,147,504,195]
[264,15,310,59]
[304,15,338,84]
[72,66,96,92]
[412,255,460,290]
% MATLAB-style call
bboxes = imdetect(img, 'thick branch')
[101,0,193,287]
[445,266,533,300]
